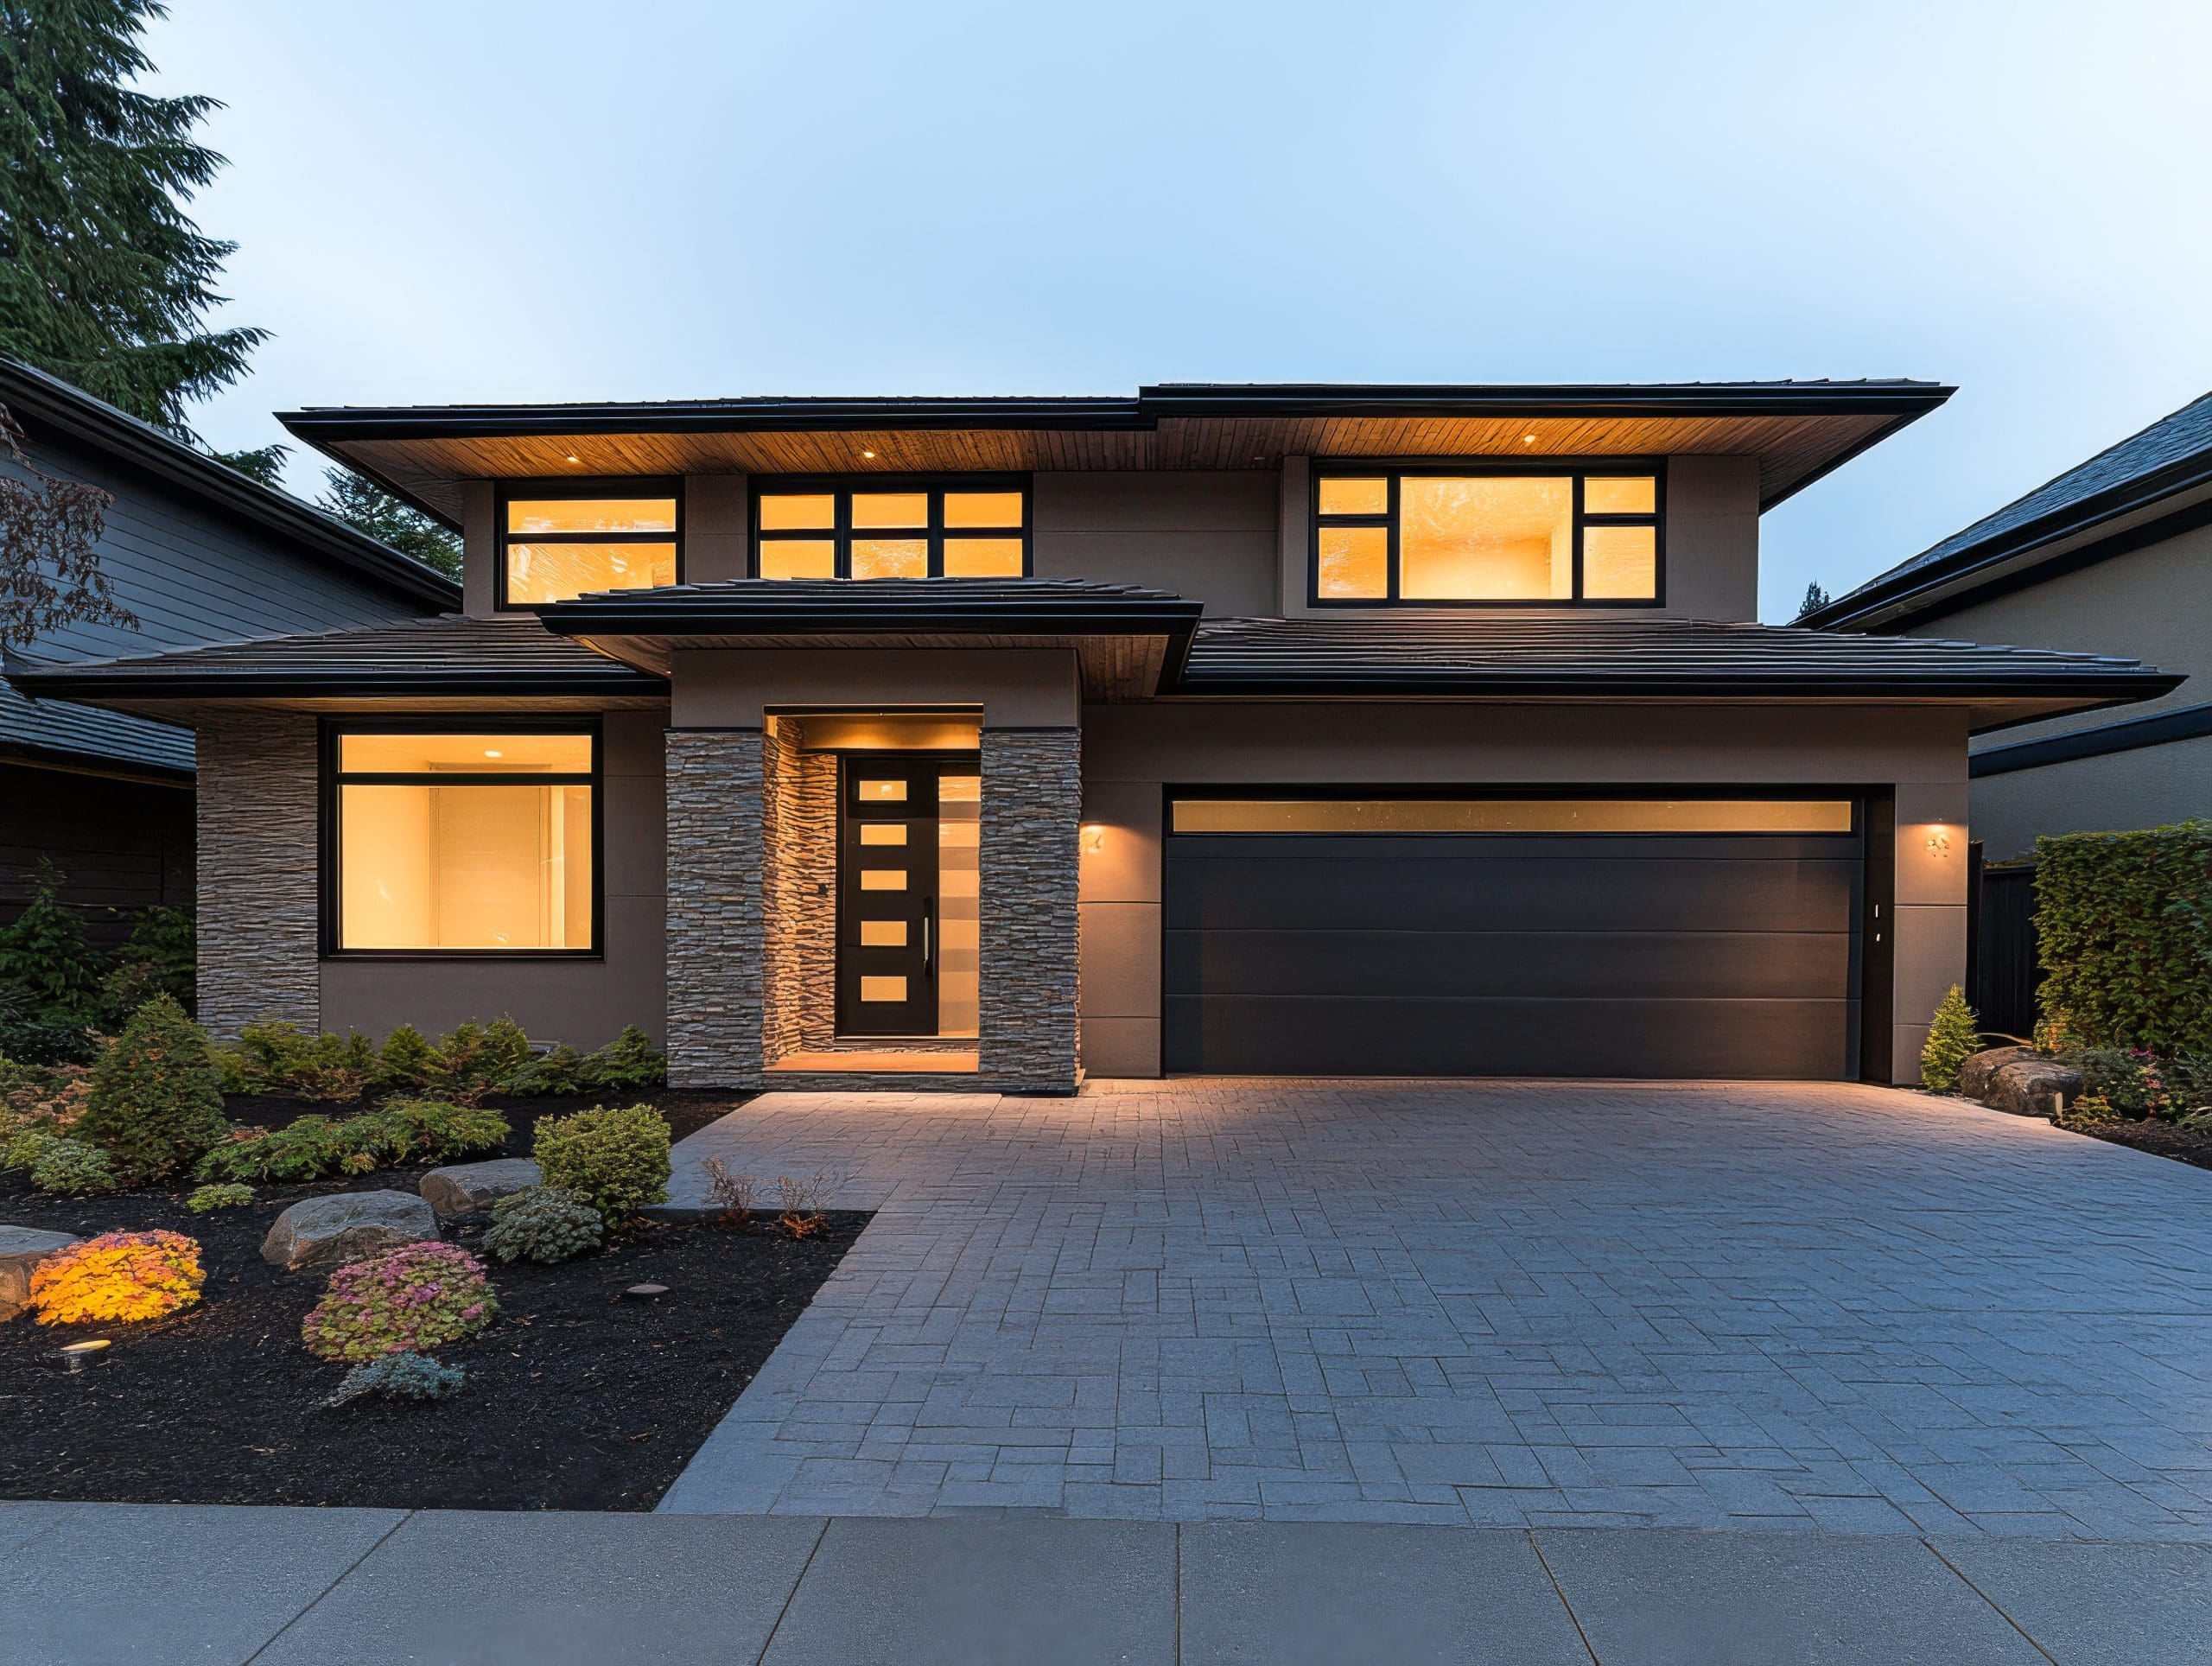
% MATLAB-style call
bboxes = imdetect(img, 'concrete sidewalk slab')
[0,1500,79,1559]
[0,1502,403,1666]
[760,1517,1176,1665]
[1178,1520,1591,1663]
[1929,1537,2212,1665]
[1532,1528,2043,1664]
[252,1509,826,1666]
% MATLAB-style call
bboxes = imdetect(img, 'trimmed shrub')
[1920,985,1980,1091]
[501,1043,587,1097]
[1,1125,60,1174]
[100,906,195,1022]
[373,1024,439,1094]
[535,1103,671,1221]
[375,1097,510,1163]
[302,1242,497,1363]
[74,995,226,1179]
[30,1229,202,1324]
[194,1099,507,1185]
[578,1026,666,1092]
[215,1021,375,1102]
[185,1181,254,1213]
[481,1185,603,1264]
[426,1021,517,1105]
[321,1350,466,1408]
[2037,821,2212,1057]
[30,1136,118,1196]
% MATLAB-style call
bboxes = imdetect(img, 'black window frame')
[319,716,605,960]
[1309,461,1666,608]
[496,477,684,612]
[750,474,1032,579]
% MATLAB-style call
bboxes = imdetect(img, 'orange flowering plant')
[30,1228,204,1325]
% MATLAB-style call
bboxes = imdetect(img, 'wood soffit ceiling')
[300,410,1918,528]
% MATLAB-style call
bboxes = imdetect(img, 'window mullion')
[1386,473,1401,601]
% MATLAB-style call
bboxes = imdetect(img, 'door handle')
[923,897,935,977]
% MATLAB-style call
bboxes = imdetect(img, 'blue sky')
[145,0,2212,620]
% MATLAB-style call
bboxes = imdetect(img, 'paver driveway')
[658,1079,2212,1536]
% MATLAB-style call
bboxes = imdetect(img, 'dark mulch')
[0,1091,866,1510]
[2079,1118,2212,1173]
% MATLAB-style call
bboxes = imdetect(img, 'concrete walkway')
[5,1502,2211,1663]
[661,1079,2212,1533]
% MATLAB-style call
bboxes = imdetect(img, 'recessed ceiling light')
[861,449,877,459]
[484,748,503,759]
[1522,433,1537,444]
[563,453,580,464]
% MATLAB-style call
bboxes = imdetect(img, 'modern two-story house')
[8,381,2178,1089]
[1803,389,2212,860]
[0,357,455,945]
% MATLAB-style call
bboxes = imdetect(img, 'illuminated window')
[327,726,596,953]
[500,484,679,606]
[1313,467,1660,603]
[1170,798,1854,835]
[754,480,1027,579]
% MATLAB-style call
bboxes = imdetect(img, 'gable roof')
[0,355,459,610]
[279,379,1953,528]
[1802,390,2212,629]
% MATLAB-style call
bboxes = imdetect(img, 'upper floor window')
[1312,466,1661,605]
[753,478,1029,580]
[499,481,681,607]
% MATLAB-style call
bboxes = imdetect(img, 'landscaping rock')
[262,1191,437,1272]
[420,1158,542,1220]
[1986,1059,2085,1119]
[0,1226,81,1321]
[1960,1045,2038,1099]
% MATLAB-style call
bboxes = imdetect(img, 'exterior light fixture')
[52,1339,112,1372]
[1081,824,1106,855]
[1925,825,1953,857]
[563,453,581,464]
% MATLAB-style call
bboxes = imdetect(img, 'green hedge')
[2036,819,2212,1056]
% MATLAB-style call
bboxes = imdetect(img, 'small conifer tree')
[76,993,227,1177]
[1921,984,1981,1091]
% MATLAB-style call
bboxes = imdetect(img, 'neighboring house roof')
[0,355,460,611]
[5,614,664,702]
[279,379,1954,528]
[10,602,2177,733]
[1178,615,2179,726]
[1802,390,2212,630]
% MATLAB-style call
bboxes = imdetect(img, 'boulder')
[0,1226,81,1321]
[1986,1059,2085,1119]
[420,1158,541,1220]
[1960,1046,2038,1099]
[261,1190,437,1273]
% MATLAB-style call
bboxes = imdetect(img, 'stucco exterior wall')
[1077,702,1968,1084]
[1967,738,2212,863]
[1032,473,1278,616]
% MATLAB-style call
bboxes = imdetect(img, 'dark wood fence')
[1967,844,2040,1040]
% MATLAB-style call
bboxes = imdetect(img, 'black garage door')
[1164,800,1863,1079]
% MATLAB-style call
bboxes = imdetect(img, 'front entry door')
[836,754,976,1036]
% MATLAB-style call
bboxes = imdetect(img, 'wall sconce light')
[1924,824,1953,858]
[1081,824,1106,855]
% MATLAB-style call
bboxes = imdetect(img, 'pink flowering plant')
[301,1241,497,1363]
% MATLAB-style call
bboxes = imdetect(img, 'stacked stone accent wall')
[761,720,838,1062]
[977,728,1082,1091]
[664,728,765,1087]
[195,710,320,1038]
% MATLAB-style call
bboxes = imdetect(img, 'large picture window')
[754,478,1028,580]
[499,481,680,607]
[1313,466,1661,605]
[326,726,597,954]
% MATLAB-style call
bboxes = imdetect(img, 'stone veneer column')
[761,719,838,1063]
[977,728,1082,1091]
[664,728,765,1087]
[195,710,320,1039]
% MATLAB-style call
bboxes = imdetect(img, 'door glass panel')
[860,823,908,845]
[860,919,907,946]
[857,779,908,801]
[938,772,982,1038]
[860,870,906,890]
[860,976,907,1002]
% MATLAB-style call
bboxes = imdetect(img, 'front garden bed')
[1,1092,868,1510]
[2075,1117,2212,1173]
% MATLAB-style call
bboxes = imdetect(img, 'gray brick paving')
[657,1078,2212,1535]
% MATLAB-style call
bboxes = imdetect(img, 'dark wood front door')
[836,753,975,1036]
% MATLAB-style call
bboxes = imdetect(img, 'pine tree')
[0,859,105,1019]
[1920,984,1981,1091]
[0,0,268,438]
[318,467,462,580]
[1796,580,1833,620]
[76,991,227,1178]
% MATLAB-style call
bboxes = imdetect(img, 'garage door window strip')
[1171,799,1855,836]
